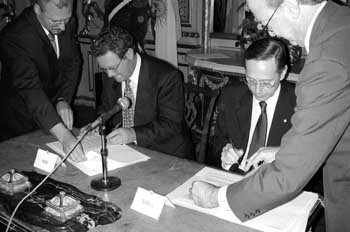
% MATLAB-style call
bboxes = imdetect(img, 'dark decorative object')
[0,171,122,231]
[0,169,31,196]
[238,4,302,66]
[104,0,167,49]
[79,0,104,35]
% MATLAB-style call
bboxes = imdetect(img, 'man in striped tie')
[90,26,194,159]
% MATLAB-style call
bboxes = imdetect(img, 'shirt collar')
[304,1,327,53]
[252,83,281,107]
[129,53,141,84]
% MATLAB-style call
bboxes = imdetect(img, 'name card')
[130,187,175,220]
[33,149,64,173]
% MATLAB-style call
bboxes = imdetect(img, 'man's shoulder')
[221,81,250,101]
[141,54,178,71]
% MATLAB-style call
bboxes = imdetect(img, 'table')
[0,131,262,232]
[186,48,305,88]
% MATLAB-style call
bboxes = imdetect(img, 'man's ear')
[279,65,288,81]
[124,48,135,60]
[34,3,41,15]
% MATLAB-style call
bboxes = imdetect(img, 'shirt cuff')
[218,185,232,211]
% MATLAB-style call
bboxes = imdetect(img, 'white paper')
[167,167,319,232]
[46,135,150,176]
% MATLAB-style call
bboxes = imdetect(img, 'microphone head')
[117,97,131,110]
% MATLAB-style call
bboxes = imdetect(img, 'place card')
[33,149,63,173]
[130,187,175,220]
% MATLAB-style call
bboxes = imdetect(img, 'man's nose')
[58,22,65,31]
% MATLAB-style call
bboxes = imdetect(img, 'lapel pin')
[283,119,288,123]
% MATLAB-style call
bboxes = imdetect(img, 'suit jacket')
[0,6,81,140]
[226,3,350,231]
[99,54,194,159]
[207,81,296,169]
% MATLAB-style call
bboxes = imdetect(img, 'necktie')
[122,79,135,128]
[247,101,267,158]
[48,33,58,56]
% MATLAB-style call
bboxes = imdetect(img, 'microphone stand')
[90,124,121,191]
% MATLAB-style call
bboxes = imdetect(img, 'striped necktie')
[122,79,135,128]
[48,33,58,56]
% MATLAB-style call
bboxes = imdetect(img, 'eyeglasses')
[243,75,278,88]
[99,55,125,74]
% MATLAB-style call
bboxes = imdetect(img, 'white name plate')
[130,187,175,220]
[33,149,64,173]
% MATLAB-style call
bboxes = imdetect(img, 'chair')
[184,83,220,163]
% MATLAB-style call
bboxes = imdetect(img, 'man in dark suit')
[190,1,350,231]
[88,26,193,159]
[207,38,296,173]
[0,0,85,161]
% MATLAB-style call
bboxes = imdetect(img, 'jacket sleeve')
[54,18,82,104]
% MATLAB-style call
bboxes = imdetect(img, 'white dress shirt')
[42,26,60,58]
[122,53,141,100]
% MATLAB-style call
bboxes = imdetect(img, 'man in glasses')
[88,26,194,159]
[190,0,350,231]
[0,0,86,162]
[208,38,296,175]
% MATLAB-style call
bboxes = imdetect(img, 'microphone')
[87,97,131,131]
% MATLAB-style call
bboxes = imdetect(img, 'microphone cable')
[5,129,90,232]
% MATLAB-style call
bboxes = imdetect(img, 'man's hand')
[79,122,99,136]
[61,133,87,162]
[189,181,219,208]
[50,123,87,162]
[56,100,73,130]
[221,143,244,170]
[245,146,279,170]
[107,127,136,145]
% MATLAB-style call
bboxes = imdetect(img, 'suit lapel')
[27,7,59,63]
[134,56,150,125]
[235,90,252,150]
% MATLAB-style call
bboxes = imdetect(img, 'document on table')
[167,167,319,232]
[46,134,150,176]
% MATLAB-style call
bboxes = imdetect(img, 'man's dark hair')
[245,37,290,73]
[35,0,71,9]
[91,26,136,58]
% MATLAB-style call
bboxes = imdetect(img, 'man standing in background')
[0,0,86,162]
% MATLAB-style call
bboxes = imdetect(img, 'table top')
[0,131,260,232]
[187,48,305,82]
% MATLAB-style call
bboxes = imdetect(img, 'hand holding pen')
[221,140,244,170]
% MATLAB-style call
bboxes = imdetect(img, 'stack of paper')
[46,135,150,176]
[167,167,319,232]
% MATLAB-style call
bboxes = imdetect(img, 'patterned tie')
[247,101,267,158]
[48,33,58,56]
[122,79,135,128]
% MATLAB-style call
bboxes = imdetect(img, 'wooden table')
[0,131,261,232]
